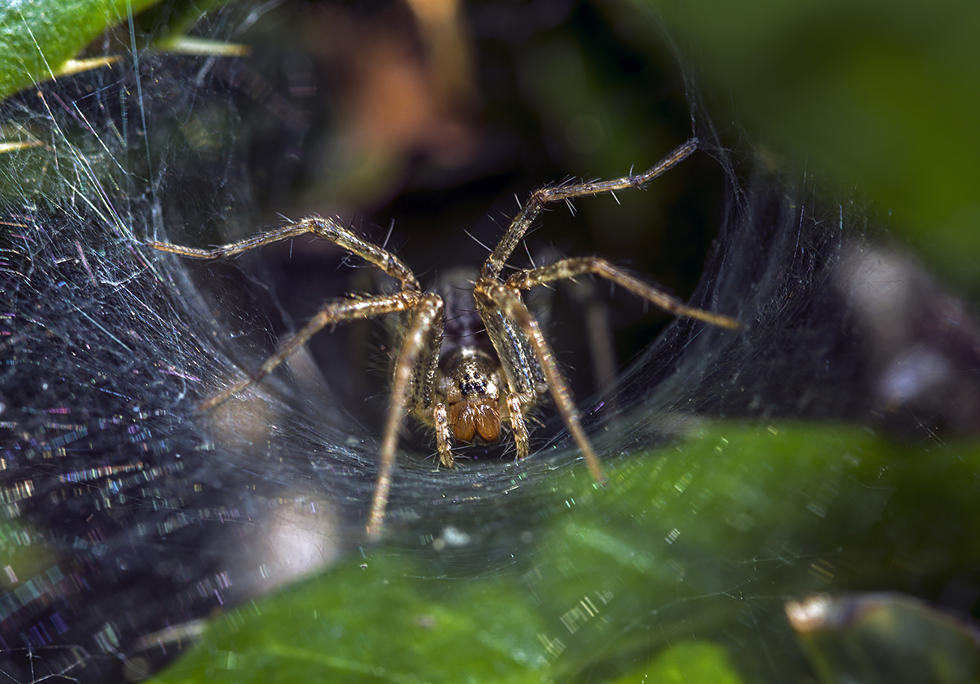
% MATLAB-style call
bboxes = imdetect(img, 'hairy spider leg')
[150,219,453,540]
[505,257,740,330]
[398,288,451,469]
[504,393,530,459]
[472,137,736,488]
[149,217,446,539]
[148,215,421,291]
[481,138,699,279]
[200,292,422,411]
[432,403,453,468]
[147,215,426,411]
[367,293,445,540]
[474,281,605,484]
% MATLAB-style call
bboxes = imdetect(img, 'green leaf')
[610,642,745,684]
[0,0,162,101]
[151,553,551,684]
[153,424,980,682]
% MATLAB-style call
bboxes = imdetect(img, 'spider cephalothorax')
[148,138,739,539]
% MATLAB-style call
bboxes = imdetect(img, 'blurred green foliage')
[646,0,980,291]
[793,594,980,684]
[153,424,980,683]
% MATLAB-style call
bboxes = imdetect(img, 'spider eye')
[460,379,485,396]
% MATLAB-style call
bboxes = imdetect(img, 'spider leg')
[505,393,530,459]
[505,257,740,329]
[147,223,314,259]
[474,280,605,483]
[200,291,421,411]
[481,139,698,279]
[367,293,445,540]
[432,402,454,468]
[148,215,421,291]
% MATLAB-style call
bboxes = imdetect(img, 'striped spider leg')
[147,137,739,539]
[148,217,446,539]
[471,137,739,487]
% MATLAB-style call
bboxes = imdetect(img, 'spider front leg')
[482,138,698,279]
[432,402,455,468]
[148,215,421,290]
[504,393,531,459]
[474,280,605,483]
[149,219,441,540]
[505,257,740,330]
[147,216,428,410]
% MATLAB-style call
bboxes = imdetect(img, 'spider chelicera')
[148,138,739,539]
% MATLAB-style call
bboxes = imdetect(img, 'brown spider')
[148,138,739,539]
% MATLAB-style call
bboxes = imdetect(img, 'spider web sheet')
[1,1,978,683]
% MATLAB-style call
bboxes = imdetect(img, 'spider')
[148,138,739,539]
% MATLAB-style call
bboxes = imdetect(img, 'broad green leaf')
[610,642,745,684]
[0,0,162,101]
[153,424,980,682]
